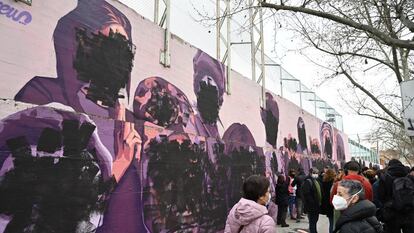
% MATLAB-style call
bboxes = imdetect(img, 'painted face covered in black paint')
[73,28,135,107]
[197,77,220,124]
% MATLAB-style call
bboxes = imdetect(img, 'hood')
[387,163,409,178]
[336,200,376,228]
[230,198,268,226]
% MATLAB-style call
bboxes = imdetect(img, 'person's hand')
[113,102,142,182]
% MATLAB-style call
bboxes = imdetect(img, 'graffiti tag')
[0,1,32,25]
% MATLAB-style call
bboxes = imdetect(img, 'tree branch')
[261,2,414,49]
[339,67,404,126]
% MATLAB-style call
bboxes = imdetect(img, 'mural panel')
[0,0,349,232]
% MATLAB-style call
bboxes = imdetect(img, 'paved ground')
[275,214,329,233]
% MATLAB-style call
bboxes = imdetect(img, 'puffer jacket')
[333,200,383,233]
[224,198,276,233]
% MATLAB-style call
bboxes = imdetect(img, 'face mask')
[332,189,363,210]
[312,174,318,179]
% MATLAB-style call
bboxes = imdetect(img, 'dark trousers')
[288,195,296,218]
[296,198,303,217]
[277,204,288,225]
[307,212,319,233]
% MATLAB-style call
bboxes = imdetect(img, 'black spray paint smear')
[264,109,279,148]
[0,120,113,233]
[298,127,307,152]
[73,28,135,107]
[197,81,220,124]
[324,137,332,159]
[311,142,321,155]
[145,138,212,232]
[146,85,179,127]
[228,147,265,207]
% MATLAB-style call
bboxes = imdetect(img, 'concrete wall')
[0,0,349,232]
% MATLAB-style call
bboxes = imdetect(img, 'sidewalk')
[275,214,329,233]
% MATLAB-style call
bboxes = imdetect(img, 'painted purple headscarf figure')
[133,76,196,134]
[13,0,139,182]
[320,122,333,159]
[6,1,143,232]
[260,92,280,149]
[0,107,114,232]
[193,49,226,138]
[336,133,345,162]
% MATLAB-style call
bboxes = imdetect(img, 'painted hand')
[113,103,142,182]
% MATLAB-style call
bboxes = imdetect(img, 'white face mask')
[332,189,363,210]
[311,174,319,179]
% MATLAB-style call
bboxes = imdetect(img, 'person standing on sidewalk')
[287,169,297,220]
[332,180,383,233]
[292,168,306,222]
[224,175,276,233]
[377,159,413,233]
[303,168,322,233]
[320,169,336,233]
[275,174,290,227]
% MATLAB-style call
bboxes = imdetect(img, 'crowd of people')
[224,159,414,233]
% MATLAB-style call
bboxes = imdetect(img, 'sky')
[119,0,380,147]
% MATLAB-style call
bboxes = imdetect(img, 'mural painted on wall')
[0,0,349,232]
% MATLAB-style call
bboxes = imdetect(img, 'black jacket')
[302,176,321,213]
[378,162,409,204]
[334,200,383,233]
[320,180,334,217]
[275,180,289,206]
[292,172,306,198]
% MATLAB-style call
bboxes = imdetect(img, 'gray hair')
[311,167,319,174]
[339,180,365,200]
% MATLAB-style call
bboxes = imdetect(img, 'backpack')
[392,176,414,211]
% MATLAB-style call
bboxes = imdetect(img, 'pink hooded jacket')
[224,198,277,233]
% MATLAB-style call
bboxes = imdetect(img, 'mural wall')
[0,0,350,232]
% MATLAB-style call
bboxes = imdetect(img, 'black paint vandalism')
[284,137,298,152]
[287,156,302,173]
[297,118,307,153]
[228,147,265,207]
[311,141,321,155]
[264,109,279,148]
[73,28,135,107]
[146,84,179,127]
[270,152,279,176]
[324,137,333,159]
[312,158,335,172]
[197,81,220,124]
[0,120,113,233]
[144,137,266,232]
[145,138,212,232]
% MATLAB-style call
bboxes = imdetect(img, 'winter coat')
[302,176,321,213]
[292,172,306,199]
[378,161,409,204]
[330,174,373,202]
[320,180,334,217]
[333,200,383,233]
[275,180,289,206]
[224,198,277,233]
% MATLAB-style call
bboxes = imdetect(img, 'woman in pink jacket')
[225,175,277,233]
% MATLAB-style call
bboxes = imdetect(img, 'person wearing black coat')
[320,169,335,233]
[302,168,322,233]
[275,174,289,227]
[333,180,383,233]
[292,168,306,222]
[377,159,412,233]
